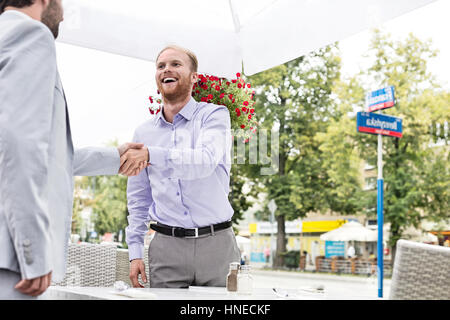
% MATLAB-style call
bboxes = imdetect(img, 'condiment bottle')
[226,262,240,293]
[237,264,253,295]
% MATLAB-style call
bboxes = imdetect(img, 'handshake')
[117,142,150,176]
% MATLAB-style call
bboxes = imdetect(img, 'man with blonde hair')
[124,45,241,288]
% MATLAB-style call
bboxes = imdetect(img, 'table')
[42,285,377,300]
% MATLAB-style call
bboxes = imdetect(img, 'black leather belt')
[150,221,232,238]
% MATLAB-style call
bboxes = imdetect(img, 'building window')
[364,177,377,191]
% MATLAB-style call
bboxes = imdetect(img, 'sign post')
[377,134,384,298]
[268,199,277,268]
[358,86,401,298]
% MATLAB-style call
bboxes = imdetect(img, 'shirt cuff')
[128,243,144,261]
[147,146,168,166]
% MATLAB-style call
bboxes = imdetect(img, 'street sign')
[365,86,395,112]
[325,241,345,258]
[357,112,403,138]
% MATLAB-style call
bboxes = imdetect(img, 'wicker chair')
[389,239,450,300]
[52,243,149,288]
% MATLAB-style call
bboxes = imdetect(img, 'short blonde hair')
[156,45,198,72]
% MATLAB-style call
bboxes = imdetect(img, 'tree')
[72,176,94,237]
[89,174,129,243]
[247,44,342,267]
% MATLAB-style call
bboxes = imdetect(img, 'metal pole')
[270,210,274,268]
[377,134,384,298]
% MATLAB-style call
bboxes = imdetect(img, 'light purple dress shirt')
[125,97,234,260]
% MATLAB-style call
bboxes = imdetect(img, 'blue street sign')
[325,241,345,258]
[357,112,403,138]
[366,86,395,112]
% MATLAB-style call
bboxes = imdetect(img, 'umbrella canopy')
[320,221,378,242]
[402,230,439,243]
[58,0,436,78]
[235,235,251,245]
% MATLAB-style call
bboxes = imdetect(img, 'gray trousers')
[0,269,39,300]
[148,227,241,288]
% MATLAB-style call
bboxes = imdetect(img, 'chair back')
[389,239,450,300]
[52,243,117,287]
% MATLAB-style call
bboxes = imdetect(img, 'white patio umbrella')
[58,0,436,78]
[320,221,378,242]
[235,235,251,245]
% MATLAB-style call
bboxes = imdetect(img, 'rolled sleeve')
[147,146,168,166]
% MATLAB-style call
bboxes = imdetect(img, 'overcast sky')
[55,0,450,149]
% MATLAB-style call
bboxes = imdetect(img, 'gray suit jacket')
[0,11,120,282]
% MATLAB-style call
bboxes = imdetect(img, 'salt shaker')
[226,262,240,293]
[237,264,253,295]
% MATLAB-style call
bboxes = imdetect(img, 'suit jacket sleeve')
[0,21,56,279]
[73,146,120,176]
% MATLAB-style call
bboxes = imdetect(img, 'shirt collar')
[178,97,198,121]
[2,9,33,20]
[155,97,198,126]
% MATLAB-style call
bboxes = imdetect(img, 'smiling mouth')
[162,77,178,84]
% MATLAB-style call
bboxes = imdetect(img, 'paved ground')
[251,268,391,300]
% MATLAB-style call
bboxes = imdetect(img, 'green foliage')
[89,174,129,240]
[247,44,343,267]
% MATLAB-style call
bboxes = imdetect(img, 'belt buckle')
[185,228,199,239]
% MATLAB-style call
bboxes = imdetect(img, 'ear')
[40,0,51,8]
[191,72,198,83]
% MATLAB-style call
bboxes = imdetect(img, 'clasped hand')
[118,142,150,176]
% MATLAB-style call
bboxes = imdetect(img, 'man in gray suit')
[0,0,149,299]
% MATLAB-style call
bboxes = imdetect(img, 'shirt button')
[177,192,180,196]
[184,211,188,215]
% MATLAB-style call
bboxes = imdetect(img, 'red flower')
[228,94,233,99]
[242,107,247,112]
[247,84,251,88]
[243,101,249,107]
[156,109,160,114]
[248,115,252,120]
[237,83,242,89]
[232,80,237,84]
[240,124,245,129]
[202,85,208,90]
[149,96,153,103]
[149,108,154,115]
[226,82,230,86]
[236,72,241,78]
[207,94,213,100]
[201,97,207,102]
[220,93,225,99]
[215,86,220,91]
